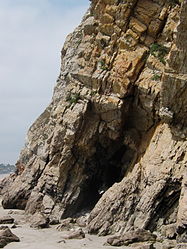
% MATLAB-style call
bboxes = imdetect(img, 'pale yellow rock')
[100,13,114,24]
[159,6,168,21]
[102,0,118,4]
[99,24,114,36]
[129,17,147,35]
[1,2,186,245]
[105,5,118,17]
[135,0,160,24]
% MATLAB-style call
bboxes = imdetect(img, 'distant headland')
[0,163,15,174]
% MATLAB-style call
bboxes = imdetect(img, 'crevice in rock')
[82,141,131,200]
[146,180,181,232]
[60,80,161,219]
[61,139,134,218]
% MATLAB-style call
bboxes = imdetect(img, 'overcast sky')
[0,0,89,164]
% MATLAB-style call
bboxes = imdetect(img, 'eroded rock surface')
[2,0,187,248]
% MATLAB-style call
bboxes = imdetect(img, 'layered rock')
[2,0,187,247]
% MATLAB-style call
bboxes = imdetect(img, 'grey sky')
[0,0,89,164]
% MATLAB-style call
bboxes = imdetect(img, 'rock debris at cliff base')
[1,0,187,248]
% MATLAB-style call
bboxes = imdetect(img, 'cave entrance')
[77,140,136,214]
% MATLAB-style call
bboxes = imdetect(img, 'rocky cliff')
[2,0,187,247]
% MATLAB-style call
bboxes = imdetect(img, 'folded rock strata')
[2,0,187,247]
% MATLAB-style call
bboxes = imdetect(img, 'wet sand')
[0,198,121,249]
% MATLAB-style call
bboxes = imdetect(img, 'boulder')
[49,218,60,225]
[107,229,157,247]
[0,226,20,248]
[76,215,88,228]
[161,223,177,239]
[57,218,76,231]
[62,228,85,240]
[129,242,155,249]
[0,216,14,224]
[30,213,49,229]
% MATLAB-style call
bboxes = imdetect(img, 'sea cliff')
[2,0,187,247]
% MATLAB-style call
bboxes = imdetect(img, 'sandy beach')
[0,197,122,249]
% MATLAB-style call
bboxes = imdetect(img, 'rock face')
[2,0,187,247]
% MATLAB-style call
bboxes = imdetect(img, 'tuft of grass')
[151,73,161,81]
[76,39,82,46]
[90,90,97,96]
[66,92,80,106]
[98,60,109,71]
[150,43,169,65]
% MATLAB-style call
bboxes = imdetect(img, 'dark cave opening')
[60,136,137,219]
[75,140,136,214]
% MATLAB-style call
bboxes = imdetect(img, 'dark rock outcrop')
[0,216,14,225]
[0,226,20,248]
